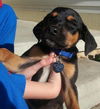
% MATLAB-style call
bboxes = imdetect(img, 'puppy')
[0,7,97,109]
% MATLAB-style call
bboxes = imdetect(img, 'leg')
[62,59,79,109]
[62,79,80,109]
[0,48,42,72]
[72,83,78,101]
[61,69,79,109]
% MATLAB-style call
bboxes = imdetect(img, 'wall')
[3,0,100,30]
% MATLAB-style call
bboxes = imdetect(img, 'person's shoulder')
[2,4,16,17]
[2,4,13,11]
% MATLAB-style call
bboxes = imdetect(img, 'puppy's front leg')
[0,48,42,73]
[62,62,80,109]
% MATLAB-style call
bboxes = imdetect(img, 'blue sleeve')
[10,73,26,96]
[0,67,28,109]
[0,4,17,52]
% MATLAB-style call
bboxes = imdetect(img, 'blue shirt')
[0,4,29,109]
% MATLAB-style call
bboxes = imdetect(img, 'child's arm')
[21,53,56,80]
[0,48,44,73]
[23,53,61,99]
[24,71,61,99]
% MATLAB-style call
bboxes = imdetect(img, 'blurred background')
[3,0,100,30]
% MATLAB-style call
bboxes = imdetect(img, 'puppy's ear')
[33,21,44,42]
[81,24,97,55]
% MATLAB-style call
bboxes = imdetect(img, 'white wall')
[3,0,100,13]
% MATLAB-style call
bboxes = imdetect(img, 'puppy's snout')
[49,26,58,35]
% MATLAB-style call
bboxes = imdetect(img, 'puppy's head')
[33,7,97,55]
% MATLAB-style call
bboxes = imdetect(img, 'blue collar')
[52,49,74,59]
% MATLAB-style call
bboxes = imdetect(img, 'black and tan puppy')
[0,7,97,109]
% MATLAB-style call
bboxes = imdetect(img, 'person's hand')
[21,52,56,80]
[39,52,56,67]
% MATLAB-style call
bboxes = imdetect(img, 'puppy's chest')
[37,61,75,82]
[38,63,75,82]
[38,65,51,82]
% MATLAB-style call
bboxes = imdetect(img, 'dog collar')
[59,50,74,58]
[52,49,74,59]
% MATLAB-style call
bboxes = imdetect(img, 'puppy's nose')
[50,27,58,35]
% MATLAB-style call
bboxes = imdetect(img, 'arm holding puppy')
[0,48,61,99]
[0,48,43,73]
[24,54,61,99]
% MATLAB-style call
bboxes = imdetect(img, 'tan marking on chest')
[63,62,75,79]
[39,65,50,82]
